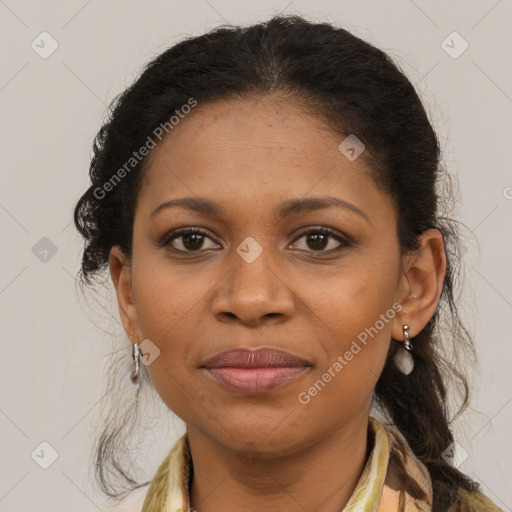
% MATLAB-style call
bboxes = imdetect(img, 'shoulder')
[373,420,503,512]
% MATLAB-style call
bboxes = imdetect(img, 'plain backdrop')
[0,1,511,511]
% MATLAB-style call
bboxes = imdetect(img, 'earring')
[394,324,414,375]
[130,342,143,384]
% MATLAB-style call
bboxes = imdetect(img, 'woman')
[73,14,502,512]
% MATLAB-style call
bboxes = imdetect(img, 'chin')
[192,404,325,458]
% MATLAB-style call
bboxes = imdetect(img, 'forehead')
[136,95,389,222]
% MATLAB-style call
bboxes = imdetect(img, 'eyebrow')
[149,196,370,223]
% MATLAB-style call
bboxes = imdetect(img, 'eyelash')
[157,226,352,256]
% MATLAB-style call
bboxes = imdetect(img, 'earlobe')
[392,229,447,339]
[109,246,140,340]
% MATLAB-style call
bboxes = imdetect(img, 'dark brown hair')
[73,14,480,510]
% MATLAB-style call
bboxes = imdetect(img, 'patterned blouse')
[112,417,502,512]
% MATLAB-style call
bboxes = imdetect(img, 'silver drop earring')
[130,342,143,384]
[394,324,414,375]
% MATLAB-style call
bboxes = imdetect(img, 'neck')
[187,412,372,512]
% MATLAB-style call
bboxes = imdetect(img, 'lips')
[201,347,310,394]
[203,347,309,369]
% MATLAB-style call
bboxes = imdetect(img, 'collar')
[140,417,433,512]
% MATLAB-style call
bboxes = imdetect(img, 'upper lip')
[202,347,310,369]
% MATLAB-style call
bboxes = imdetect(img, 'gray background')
[0,1,511,510]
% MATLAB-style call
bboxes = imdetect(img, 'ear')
[391,229,447,340]
[109,245,141,342]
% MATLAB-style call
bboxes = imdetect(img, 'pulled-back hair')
[74,14,480,510]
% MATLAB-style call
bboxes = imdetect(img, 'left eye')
[290,228,349,253]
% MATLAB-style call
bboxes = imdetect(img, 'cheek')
[306,253,399,349]
[299,252,399,395]
[130,251,211,382]
[131,266,206,418]
[132,247,213,340]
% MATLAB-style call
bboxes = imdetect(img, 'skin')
[109,94,447,512]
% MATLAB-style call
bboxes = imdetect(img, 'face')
[116,95,406,456]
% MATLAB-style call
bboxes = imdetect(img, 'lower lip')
[205,367,307,394]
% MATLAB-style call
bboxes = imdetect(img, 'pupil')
[183,234,204,250]
[308,233,327,250]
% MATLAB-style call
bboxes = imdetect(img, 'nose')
[211,246,295,327]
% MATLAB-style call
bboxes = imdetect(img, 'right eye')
[159,227,221,253]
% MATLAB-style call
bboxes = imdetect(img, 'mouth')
[201,347,311,394]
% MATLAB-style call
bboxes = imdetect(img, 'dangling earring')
[130,342,143,384]
[394,324,414,375]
